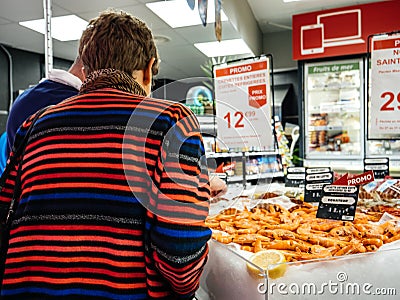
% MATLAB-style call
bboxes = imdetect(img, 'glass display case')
[304,59,364,171]
[199,239,400,300]
[199,184,400,299]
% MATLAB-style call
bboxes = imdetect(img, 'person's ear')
[81,66,87,80]
[143,57,156,86]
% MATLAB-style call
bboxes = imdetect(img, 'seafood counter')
[197,183,400,300]
[206,203,397,260]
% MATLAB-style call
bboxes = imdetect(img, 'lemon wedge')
[247,250,287,279]
[299,193,304,201]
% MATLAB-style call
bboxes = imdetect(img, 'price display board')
[213,57,274,151]
[285,167,305,188]
[304,167,333,203]
[364,157,389,179]
[369,33,400,139]
[317,185,359,221]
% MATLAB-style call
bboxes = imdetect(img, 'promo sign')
[369,34,400,138]
[333,170,375,186]
[285,167,306,188]
[364,157,390,179]
[213,58,274,151]
[304,167,333,203]
[317,185,359,221]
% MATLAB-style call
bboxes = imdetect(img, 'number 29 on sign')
[380,91,400,111]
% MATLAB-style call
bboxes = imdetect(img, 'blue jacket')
[6,79,79,157]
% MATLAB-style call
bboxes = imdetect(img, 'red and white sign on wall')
[248,84,267,108]
[370,33,400,138]
[292,0,400,60]
[213,58,274,151]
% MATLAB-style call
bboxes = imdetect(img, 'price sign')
[370,34,400,138]
[364,157,389,179]
[316,185,359,221]
[285,167,305,187]
[213,58,274,151]
[304,167,333,203]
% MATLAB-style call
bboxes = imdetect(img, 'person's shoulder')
[10,82,43,108]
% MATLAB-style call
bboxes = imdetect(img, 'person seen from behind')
[0,9,211,299]
[5,57,84,158]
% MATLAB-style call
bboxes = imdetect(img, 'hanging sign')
[214,0,222,42]
[186,0,195,10]
[369,34,400,138]
[198,0,208,27]
[213,58,274,151]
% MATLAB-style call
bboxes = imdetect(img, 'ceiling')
[0,0,387,80]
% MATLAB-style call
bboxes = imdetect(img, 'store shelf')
[308,85,360,92]
[304,158,364,173]
[308,125,343,131]
[309,103,360,114]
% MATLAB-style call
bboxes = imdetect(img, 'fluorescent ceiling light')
[146,0,228,28]
[283,0,302,2]
[194,39,253,57]
[19,15,88,42]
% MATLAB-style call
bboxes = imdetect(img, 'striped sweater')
[0,74,211,299]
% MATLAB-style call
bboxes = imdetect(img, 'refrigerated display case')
[303,58,365,172]
[199,239,400,300]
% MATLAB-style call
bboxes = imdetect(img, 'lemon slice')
[247,250,287,279]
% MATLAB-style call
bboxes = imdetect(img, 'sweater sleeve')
[147,103,211,297]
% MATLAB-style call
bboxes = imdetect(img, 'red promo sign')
[248,84,266,108]
[292,0,400,60]
[333,170,375,186]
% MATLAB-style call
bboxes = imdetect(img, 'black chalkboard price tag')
[304,167,333,203]
[316,185,359,221]
[364,157,389,179]
[285,167,306,188]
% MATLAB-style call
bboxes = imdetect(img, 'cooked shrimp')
[386,233,400,243]
[236,227,258,234]
[310,221,340,232]
[362,238,383,248]
[330,226,362,238]
[241,245,254,252]
[212,233,233,244]
[264,219,300,231]
[219,221,237,234]
[253,238,264,252]
[334,244,358,256]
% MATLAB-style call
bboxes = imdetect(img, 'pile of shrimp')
[205,202,400,262]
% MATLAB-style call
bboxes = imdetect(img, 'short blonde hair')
[80,9,159,76]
